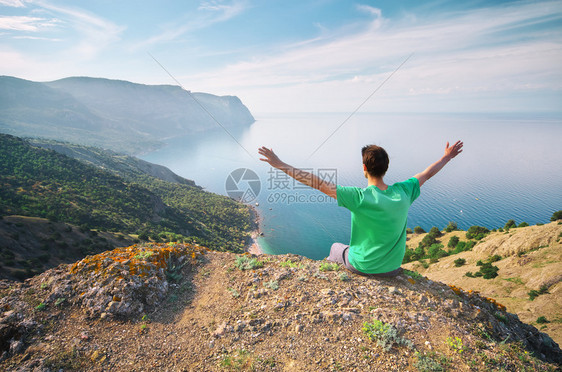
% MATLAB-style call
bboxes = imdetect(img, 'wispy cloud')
[31,0,124,59]
[13,35,61,40]
[198,0,247,17]
[0,15,57,31]
[134,0,248,50]
[355,4,381,18]
[0,0,26,7]
[181,0,562,112]
[1,0,559,113]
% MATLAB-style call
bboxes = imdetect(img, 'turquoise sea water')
[141,112,562,260]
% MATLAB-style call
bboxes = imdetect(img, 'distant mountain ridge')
[0,76,255,154]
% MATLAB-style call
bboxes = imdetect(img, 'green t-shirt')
[336,177,420,274]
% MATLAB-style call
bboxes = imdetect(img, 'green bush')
[319,262,340,272]
[419,234,438,248]
[362,319,413,351]
[403,248,414,263]
[403,269,423,280]
[427,244,448,260]
[235,256,263,270]
[403,245,427,264]
[467,262,499,279]
[454,258,466,267]
[428,227,442,238]
[528,285,549,300]
[406,228,413,234]
[466,226,490,240]
[466,241,476,250]
[447,236,459,249]
[479,262,499,279]
[517,222,529,228]
[414,226,426,234]
[550,210,562,221]
[414,351,445,372]
[536,316,549,324]
[504,219,517,229]
[264,280,279,290]
[494,312,508,324]
[444,221,458,233]
[450,241,466,254]
[488,254,502,263]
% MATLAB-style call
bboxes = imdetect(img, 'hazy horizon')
[1,0,561,115]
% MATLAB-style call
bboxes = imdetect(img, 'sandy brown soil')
[404,221,562,346]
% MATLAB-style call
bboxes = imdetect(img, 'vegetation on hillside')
[29,139,254,252]
[0,216,137,281]
[0,134,253,257]
[29,138,198,186]
[403,224,477,265]
[403,211,561,268]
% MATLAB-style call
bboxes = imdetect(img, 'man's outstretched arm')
[258,147,337,199]
[414,141,463,187]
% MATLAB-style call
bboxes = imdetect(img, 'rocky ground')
[0,242,561,371]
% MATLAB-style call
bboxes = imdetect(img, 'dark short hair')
[361,145,389,178]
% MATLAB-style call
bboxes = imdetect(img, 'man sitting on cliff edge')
[258,141,463,277]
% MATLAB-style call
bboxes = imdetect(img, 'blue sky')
[1,0,561,114]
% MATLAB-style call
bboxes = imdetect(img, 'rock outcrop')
[0,244,560,371]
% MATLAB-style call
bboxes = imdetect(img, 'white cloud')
[13,35,61,40]
[0,0,26,7]
[32,0,125,59]
[134,0,247,50]
[178,0,562,113]
[1,0,560,114]
[355,4,381,18]
[198,0,247,18]
[0,15,57,31]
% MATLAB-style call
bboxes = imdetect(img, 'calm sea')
[141,112,562,260]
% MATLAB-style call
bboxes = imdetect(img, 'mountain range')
[0,76,255,154]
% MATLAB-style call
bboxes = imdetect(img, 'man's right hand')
[258,147,286,169]
[444,141,463,160]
